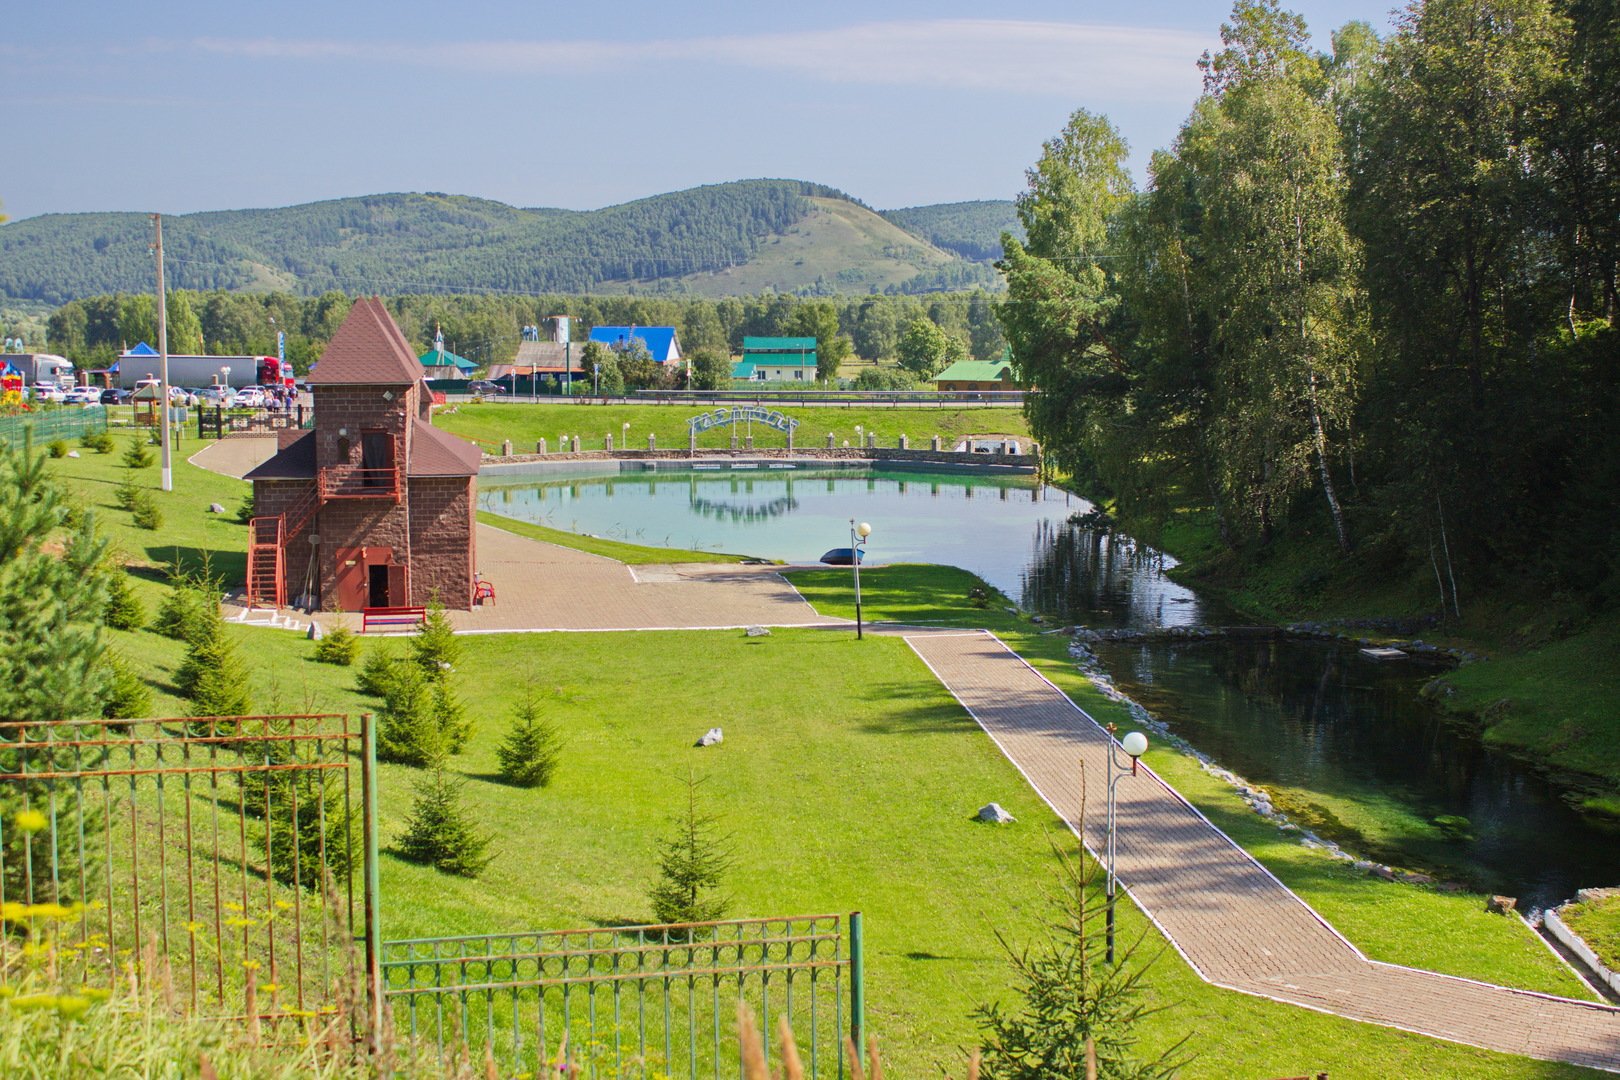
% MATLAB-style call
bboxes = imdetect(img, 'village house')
[587,325,682,365]
[732,337,818,382]
[931,355,1019,392]
[244,298,483,611]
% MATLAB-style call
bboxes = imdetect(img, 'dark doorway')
[361,432,393,487]
[368,563,391,607]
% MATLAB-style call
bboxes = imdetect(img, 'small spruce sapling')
[122,439,153,469]
[649,771,734,928]
[396,766,494,877]
[102,565,146,630]
[98,649,152,719]
[495,690,562,788]
[313,623,359,666]
[408,599,461,676]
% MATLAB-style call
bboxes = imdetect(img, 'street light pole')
[850,519,871,639]
[1104,728,1149,965]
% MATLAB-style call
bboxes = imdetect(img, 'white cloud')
[187,20,1210,103]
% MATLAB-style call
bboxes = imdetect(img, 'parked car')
[198,385,231,406]
[231,386,267,408]
[63,386,101,405]
[467,380,507,395]
[31,384,66,403]
[99,388,133,405]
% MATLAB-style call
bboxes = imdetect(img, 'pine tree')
[99,649,152,719]
[649,772,734,928]
[184,626,253,719]
[408,599,461,676]
[0,439,110,904]
[102,565,146,631]
[495,691,562,788]
[375,661,444,767]
[313,623,358,665]
[121,439,153,470]
[975,831,1190,1079]
[396,766,493,878]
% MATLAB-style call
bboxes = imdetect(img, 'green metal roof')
[933,360,1015,383]
[731,361,758,378]
[742,336,816,350]
[418,347,477,372]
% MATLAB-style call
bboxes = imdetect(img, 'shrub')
[122,440,153,469]
[81,430,115,454]
[103,567,147,631]
[98,649,152,719]
[313,624,359,666]
[649,772,734,927]
[153,579,214,642]
[47,439,68,459]
[130,492,163,530]
[396,766,493,878]
[496,691,562,788]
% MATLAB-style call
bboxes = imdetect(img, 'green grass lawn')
[1560,896,1620,972]
[475,510,751,565]
[434,402,1029,456]
[35,441,1611,1077]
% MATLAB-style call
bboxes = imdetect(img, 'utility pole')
[152,214,173,492]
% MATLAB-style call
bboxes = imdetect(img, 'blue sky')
[3,1,1402,221]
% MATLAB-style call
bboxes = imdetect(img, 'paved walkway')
[442,523,843,632]
[901,629,1620,1072]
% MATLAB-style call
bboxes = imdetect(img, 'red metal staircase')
[244,480,321,609]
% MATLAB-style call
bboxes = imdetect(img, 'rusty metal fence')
[382,913,864,1078]
[0,714,376,1021]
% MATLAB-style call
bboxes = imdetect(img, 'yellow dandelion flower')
[274,900,292,910]
[12,809,47,834]
[241,959,261,971]
[259,983,282,994]
[185,921,205,934]
[224,902,244,913]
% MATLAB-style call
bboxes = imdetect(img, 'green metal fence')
[0,406,108,447]
[382,912,863,1078]
[0,714,375,1022]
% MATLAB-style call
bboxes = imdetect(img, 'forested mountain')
[880,201,1023,262]
[0,181,1002,305]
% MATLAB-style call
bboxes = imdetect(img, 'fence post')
[849,911,864,1054]
[360,713,384,1054]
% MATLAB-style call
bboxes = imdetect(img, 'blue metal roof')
[588,326,680,364]
[125,342,160,356]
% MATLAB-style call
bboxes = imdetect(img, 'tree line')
[1003,0,1618,615]
[42,288,1007,381]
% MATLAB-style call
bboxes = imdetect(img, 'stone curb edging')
[1546,909,1620,996]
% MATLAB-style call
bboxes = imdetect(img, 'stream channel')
[482,464,1619,909]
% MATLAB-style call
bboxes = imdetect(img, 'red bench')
[361,606,426,633]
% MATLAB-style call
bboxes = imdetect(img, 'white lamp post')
[1105,728,1148,964]
[850,520,872,639]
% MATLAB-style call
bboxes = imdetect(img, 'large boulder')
[976,803,1016,824]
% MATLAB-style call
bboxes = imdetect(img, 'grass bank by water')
[434,402,1029,455]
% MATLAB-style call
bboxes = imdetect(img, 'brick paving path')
[444,523,844,633]
[902,629,1620,1072]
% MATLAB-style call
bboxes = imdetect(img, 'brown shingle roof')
[308,298,422,386]
[243,430,317,480]
[407,418,483,477]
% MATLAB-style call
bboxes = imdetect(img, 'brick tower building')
[244,298,483,611]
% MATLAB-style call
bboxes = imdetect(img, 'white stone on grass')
[976,802,1016,824]
[695,727,723,747]
[745,626,770,637]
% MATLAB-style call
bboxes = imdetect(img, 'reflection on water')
[482,467,1092,599]
[1019,519,1221,628]
[1099,638,1620,907]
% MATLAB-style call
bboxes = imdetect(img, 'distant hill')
[0,181,1005,304]
[879,200,1022,263]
